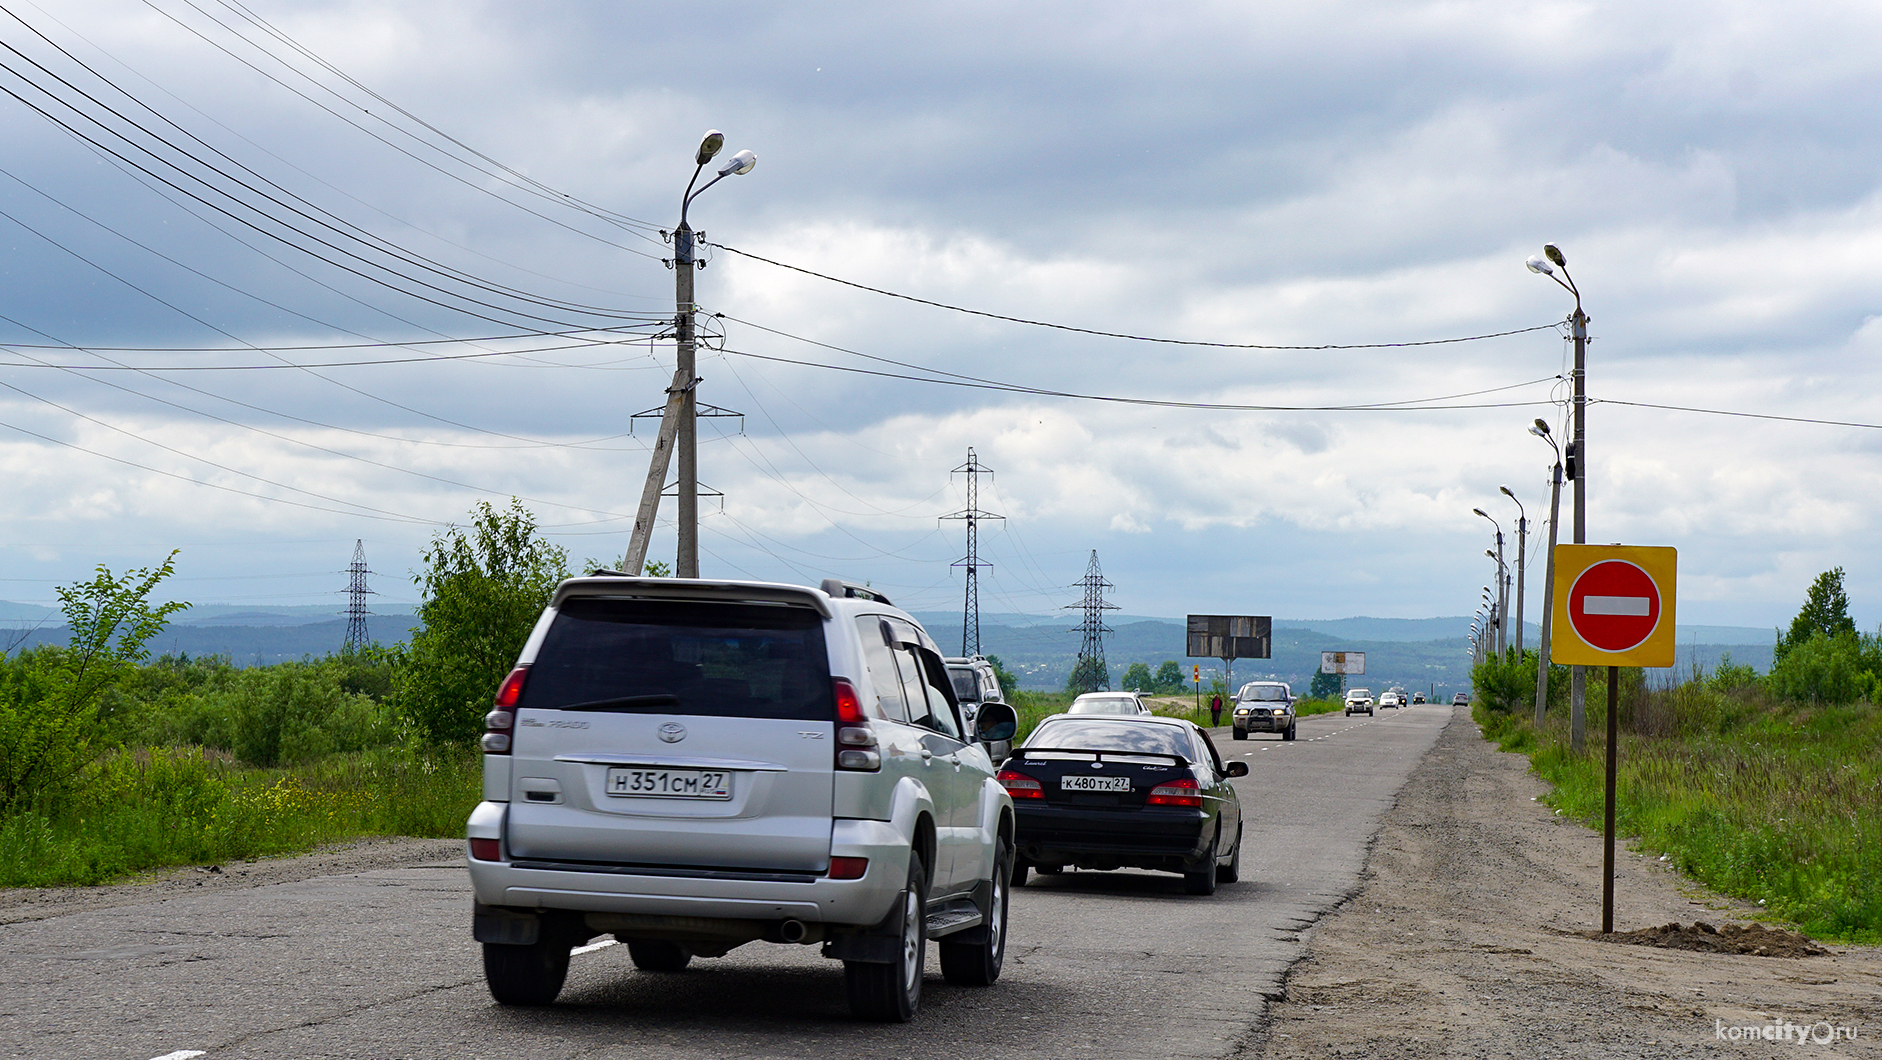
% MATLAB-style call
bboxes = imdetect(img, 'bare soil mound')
[1589,921,1830,958]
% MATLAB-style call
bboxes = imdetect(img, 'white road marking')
[572,938,618,956]
[1583,595,1650,616]
[148,1052,205,1060]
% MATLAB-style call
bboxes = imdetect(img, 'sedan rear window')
[520,598,831,721]
[1022,719,1192,758]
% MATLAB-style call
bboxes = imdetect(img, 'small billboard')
[1186,615,1271,660]
[1320,650,1366,675]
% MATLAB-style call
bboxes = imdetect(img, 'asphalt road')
[1,703,1454,1060]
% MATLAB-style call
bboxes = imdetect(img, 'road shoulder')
[1249,705,1882,1058]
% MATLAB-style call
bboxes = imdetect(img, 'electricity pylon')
[342,539,375,653]
[1064,550,1119,692]
[939,448,1003,656]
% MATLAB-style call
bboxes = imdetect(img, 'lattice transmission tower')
[342,539,376,652]
[939,448,1003,656]
[1064,550,1119,692]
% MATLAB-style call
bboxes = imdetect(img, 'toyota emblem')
[1089,761,1104,769]
[657,722,687,744]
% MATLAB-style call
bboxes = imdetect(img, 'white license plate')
[1060,775,1132,792]
[605,768,732,800]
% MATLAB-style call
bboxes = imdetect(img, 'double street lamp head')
[696,129,725,166]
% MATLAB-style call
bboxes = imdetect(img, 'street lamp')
[1473,508,1508,658]
[1527,244,1588,743]
[1528,418,1571,743]
[622,131,760,578]
[1500,485,1528,657]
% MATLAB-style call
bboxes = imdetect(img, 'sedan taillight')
[997,770,1044,799]
[1147,777,1203,808]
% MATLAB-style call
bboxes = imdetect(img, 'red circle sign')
[1567,560,1662,652]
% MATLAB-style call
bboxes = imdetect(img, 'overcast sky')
[3,0,1880,637]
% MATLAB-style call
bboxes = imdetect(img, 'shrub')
[1767,631,1866,705]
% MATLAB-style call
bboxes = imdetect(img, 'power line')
[1594,398,1882,431]
[711,242,1564,350]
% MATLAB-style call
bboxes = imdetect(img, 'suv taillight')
[1147,777,1202,807]
[482,667,527,754]
[833,678,879,771]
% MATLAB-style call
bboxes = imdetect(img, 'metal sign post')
[1549,544,1677,934]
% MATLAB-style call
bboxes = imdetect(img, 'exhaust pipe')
[778,919,809,943]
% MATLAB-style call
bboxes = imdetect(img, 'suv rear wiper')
[554,693,682,712]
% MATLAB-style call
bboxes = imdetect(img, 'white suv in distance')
[467,576,1018,1022]
[1344,688,1375,716]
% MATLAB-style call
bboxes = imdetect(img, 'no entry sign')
[1550,545,1678,667]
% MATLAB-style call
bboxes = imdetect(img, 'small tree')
[395,500,568,745]
[1119,662,1153,692]
[1153,660,1186,694]
[1308,669,1344,699]
[1776,567,1857,665]
[0,552,187,811]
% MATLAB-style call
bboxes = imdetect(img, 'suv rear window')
[947,667,979,702]
[520,598,832,721]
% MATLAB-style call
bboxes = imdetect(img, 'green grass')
[1475,689,1882,944]
[0,745,480,888]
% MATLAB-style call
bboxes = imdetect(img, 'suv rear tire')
[482,936,571,1006]
[940,839,1010,986]
[844,851,927,1022]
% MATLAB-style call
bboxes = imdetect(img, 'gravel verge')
[1247,705,1880,1059]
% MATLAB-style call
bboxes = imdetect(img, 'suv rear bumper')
[467,802,909,927]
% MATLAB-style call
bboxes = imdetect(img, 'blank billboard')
[1186,615,1272,660]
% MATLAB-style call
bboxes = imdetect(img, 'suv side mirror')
[974,702,1018,743]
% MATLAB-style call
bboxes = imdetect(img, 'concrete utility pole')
[624,130,755,578]
[1528,419,1566,736]
[1501,486,1527,657]
[1527,245,1588,751]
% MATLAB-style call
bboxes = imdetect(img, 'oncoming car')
[1344,688,1375,716]
[999,715,1247,895]
[1231,681,1296,741]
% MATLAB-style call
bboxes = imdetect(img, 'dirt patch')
[1247,707,1882,1058]
[0,835,461,925]
[1591,922,1831,958]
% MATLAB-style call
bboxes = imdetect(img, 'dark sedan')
[998,715,1246,895]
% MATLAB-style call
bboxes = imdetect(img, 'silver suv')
[467,576,1018,1022]
[1231,681,1296,741]
[944,655,1004,732]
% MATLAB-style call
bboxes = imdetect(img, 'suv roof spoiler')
[820,578,892,606]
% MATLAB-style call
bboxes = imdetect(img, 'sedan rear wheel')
[1183,831,1220,895]
[1216,823,1243,884]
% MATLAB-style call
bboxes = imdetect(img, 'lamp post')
[1527,244,1588,742]
[1501,485,1527,657]
[1473,509,1507,658]
[671,131,757,578]
[1528,418,1568,741]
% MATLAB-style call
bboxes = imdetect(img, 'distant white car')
[1066,692,1151,716]
[1344,688,1375,717]
[1378,691,1402,710]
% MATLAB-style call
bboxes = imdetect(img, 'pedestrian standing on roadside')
[1209,693,1222,727]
